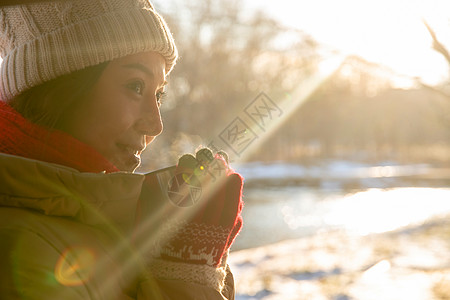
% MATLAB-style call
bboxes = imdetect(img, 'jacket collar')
[0,153,145,232]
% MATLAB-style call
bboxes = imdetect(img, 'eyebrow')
[122,63,168,86]
[122,63,153,77]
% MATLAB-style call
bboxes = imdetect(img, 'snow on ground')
[234,160,431,182]
[228,161,450,299]
[229,216,450,300]
[233,160,446,191]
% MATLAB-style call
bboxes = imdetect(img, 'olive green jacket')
[0,153,234,300]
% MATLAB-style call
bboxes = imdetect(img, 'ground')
[229,214,450,300]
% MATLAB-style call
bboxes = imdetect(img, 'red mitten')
[158,148,244,267]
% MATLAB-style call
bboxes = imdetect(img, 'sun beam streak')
[210,54,346,164]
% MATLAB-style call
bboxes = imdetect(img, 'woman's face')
[64,51,166,172]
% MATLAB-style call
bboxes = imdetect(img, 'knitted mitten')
[160,149,244,267]
[137,148,244,290]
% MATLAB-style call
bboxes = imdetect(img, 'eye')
[156,90,167,106]
[126,81,145,95]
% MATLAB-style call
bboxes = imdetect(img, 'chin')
[130,164,140,173]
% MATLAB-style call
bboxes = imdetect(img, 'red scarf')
[0,101,119,173]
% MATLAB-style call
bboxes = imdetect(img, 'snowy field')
[229,161,450,299]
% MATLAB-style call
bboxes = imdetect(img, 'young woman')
[0,1,243,299]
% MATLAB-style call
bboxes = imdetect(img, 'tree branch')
[423,19,450,65]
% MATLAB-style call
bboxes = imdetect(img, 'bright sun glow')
[246,0,450,86]
[324,188,450,235]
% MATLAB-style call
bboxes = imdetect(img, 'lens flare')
[54,246,96,287]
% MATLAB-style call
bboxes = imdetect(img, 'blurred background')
[140,0,450,299]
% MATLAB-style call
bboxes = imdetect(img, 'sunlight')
[365,164,429,178]
[362,260,391,281]
[246,0,450,85]
[224,54,345,163]
[324,188,450,235]
[352,260,434,300]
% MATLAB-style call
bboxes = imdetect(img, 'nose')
[134,96,163,137]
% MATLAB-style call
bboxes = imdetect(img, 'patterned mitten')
[136,148,243,291]
[159,148,244,267]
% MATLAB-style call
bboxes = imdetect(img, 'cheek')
[75,99,136,148]
[92,91,137,130]
[96,109,136,143]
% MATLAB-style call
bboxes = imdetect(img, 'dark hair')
[8,62,108,130]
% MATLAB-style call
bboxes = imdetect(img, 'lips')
[124,145,139,156]
[118,143,145,155]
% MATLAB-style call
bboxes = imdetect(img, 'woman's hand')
[160,148,244,267]
[136,148,244,268]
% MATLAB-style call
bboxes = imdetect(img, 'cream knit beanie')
[0,0,178,100]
